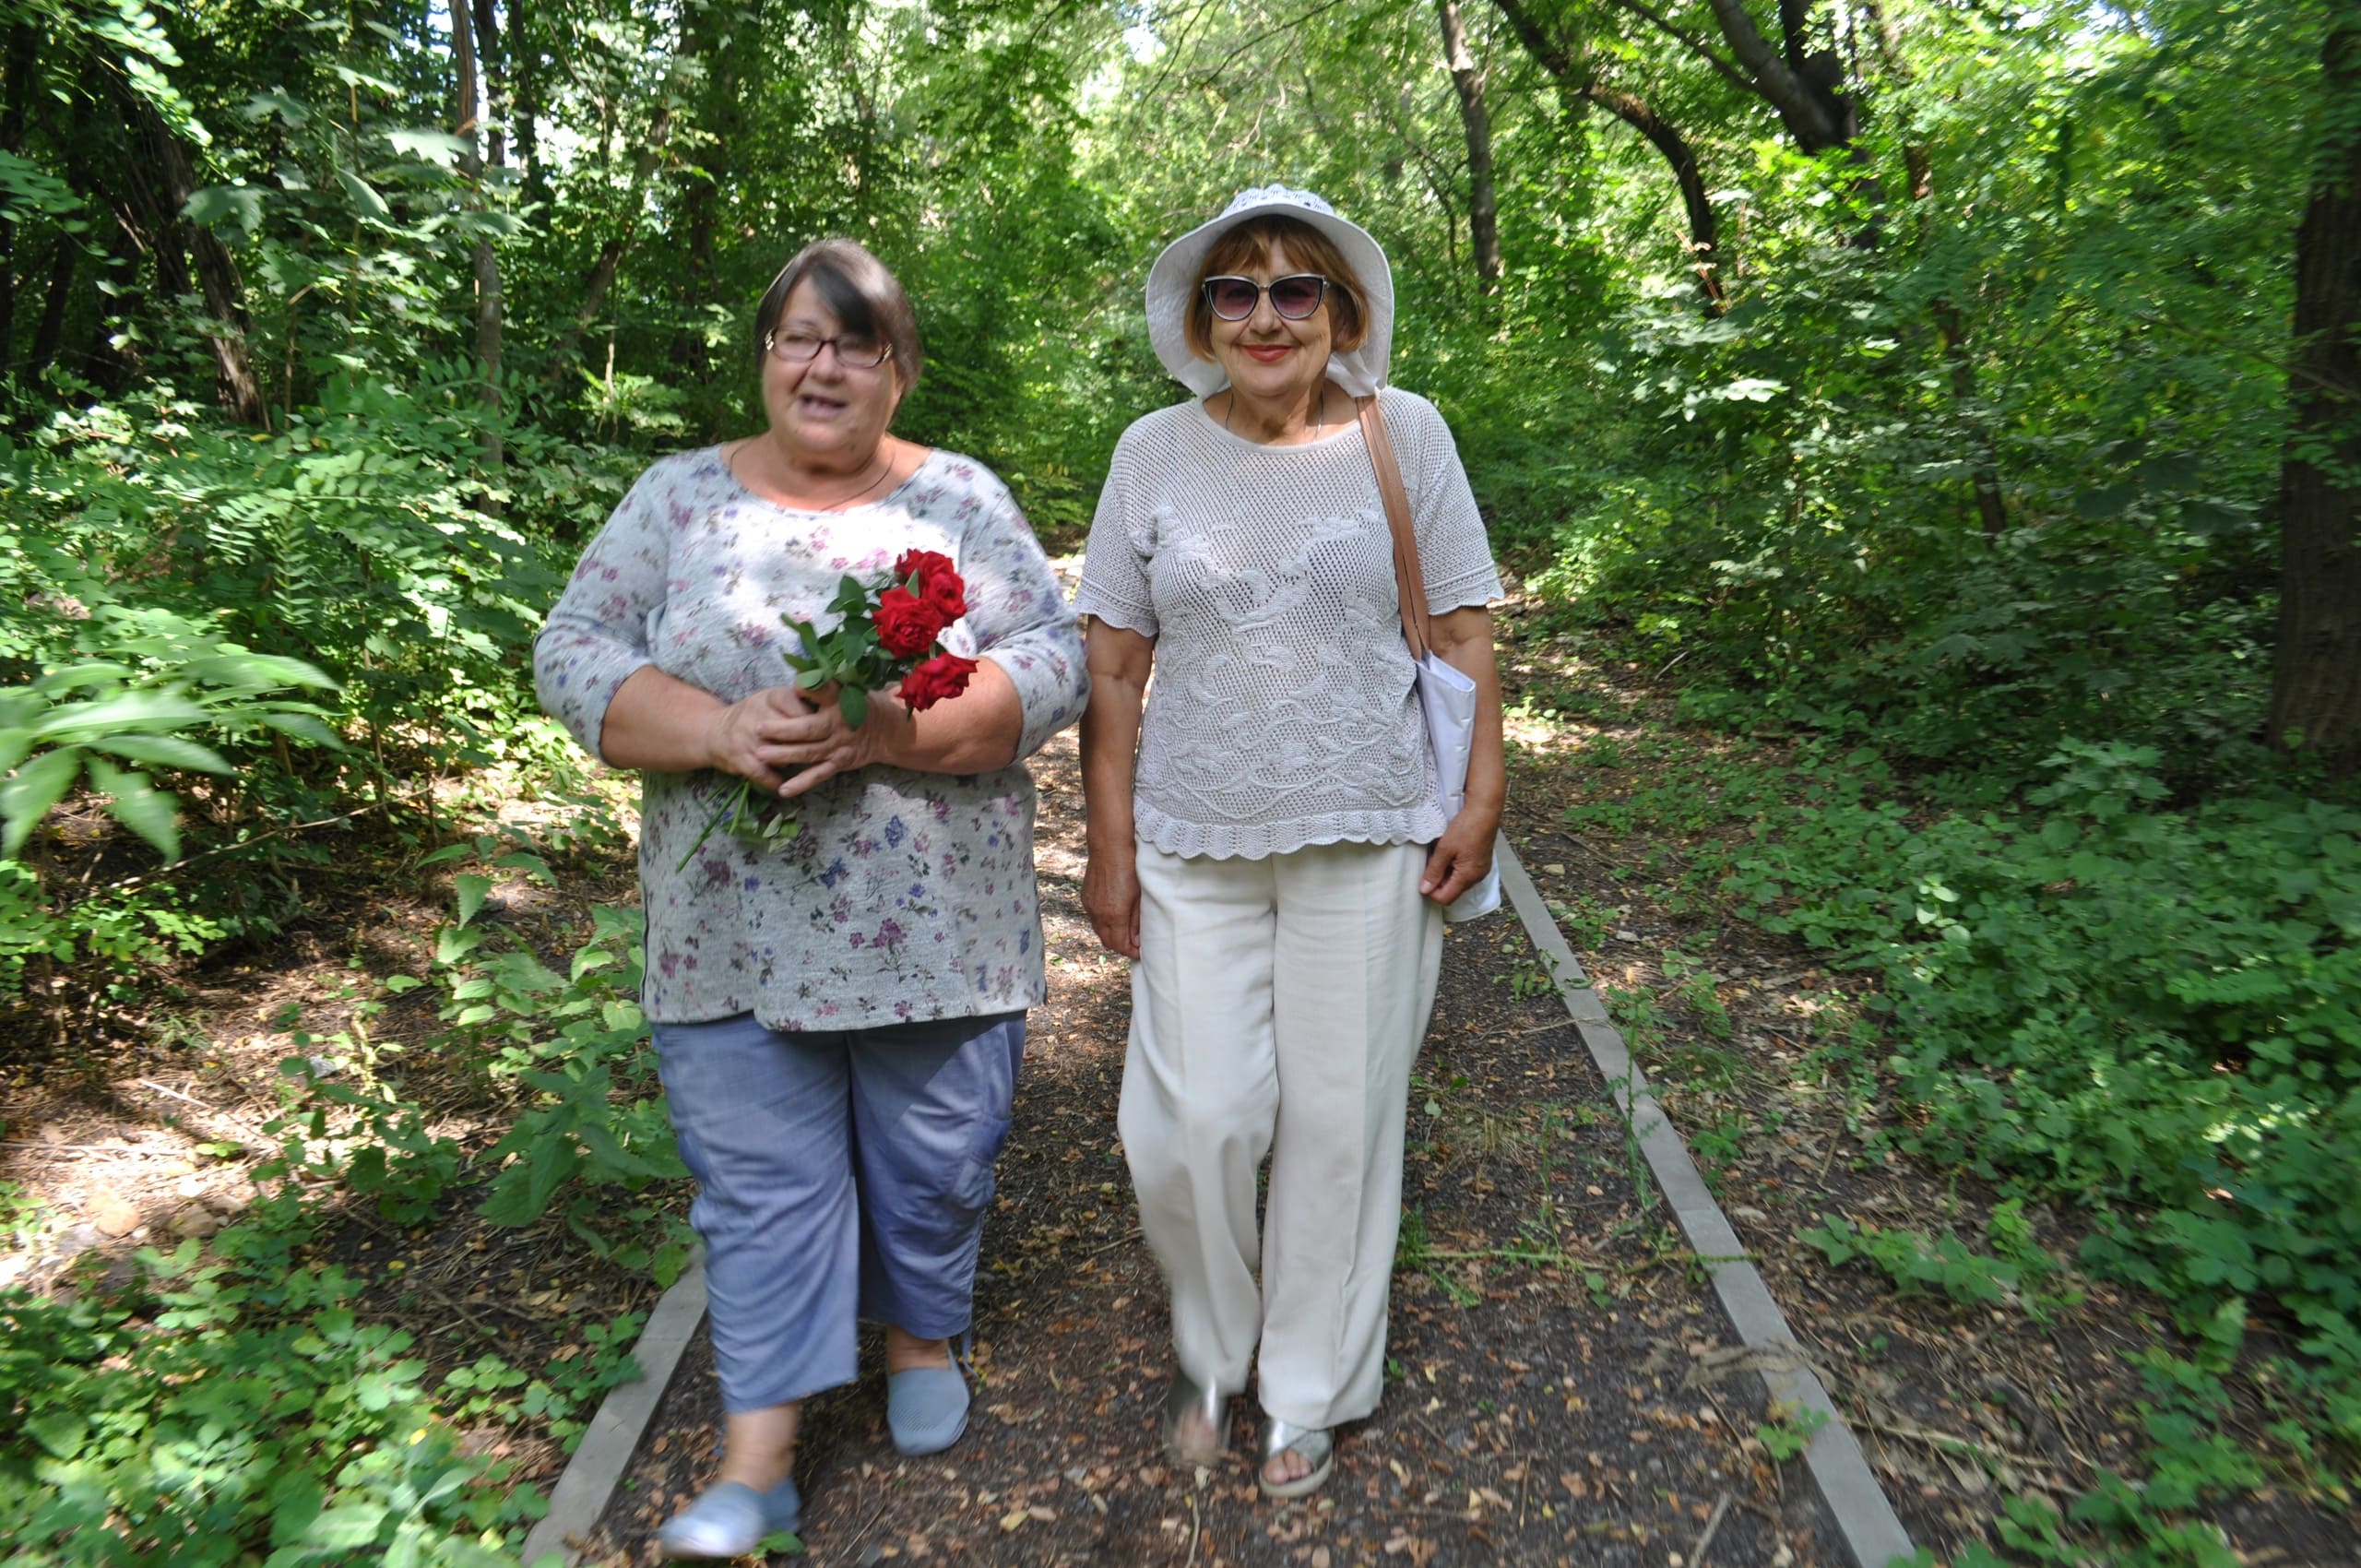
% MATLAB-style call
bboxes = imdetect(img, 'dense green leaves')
[0,0,2354,1559]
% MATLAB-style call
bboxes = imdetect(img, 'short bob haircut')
[1182,215,1370,362]
[753,238,923,391]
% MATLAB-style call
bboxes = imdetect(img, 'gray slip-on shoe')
[886,1363,971,1455]
[656,1474,801,1559]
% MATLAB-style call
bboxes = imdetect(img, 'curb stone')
[516,841,1917,1568]
[519,1252,709,1567]
[1494,833,1917,1568]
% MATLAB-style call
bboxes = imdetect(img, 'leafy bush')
[432,884,693,1285]
[0,377,635,991]
[4,875,688,1565]
[0,621,340,858]
[1798,1200,2074,1317]
[3,377,570,764]
[0,1223,543,1567]
[1699,742,2361,1407]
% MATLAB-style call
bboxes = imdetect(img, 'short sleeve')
[950,473,1090,762]
[1072,423,1160,637]
[1385,388,1501,614]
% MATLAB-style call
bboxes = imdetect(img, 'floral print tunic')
[534,445,1088,1031]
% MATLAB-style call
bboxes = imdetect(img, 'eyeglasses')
[1201,274,1329,321]
[765,330,893,368]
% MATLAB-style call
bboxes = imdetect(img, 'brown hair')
[1182,215,1370,361]
[753,239,923,392]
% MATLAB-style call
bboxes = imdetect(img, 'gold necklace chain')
[1220,385,1328,444]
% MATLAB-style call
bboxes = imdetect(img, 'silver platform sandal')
[1162,1371,1229,1465]
[1257,1418,1335,1500]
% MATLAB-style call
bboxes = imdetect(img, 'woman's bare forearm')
[599,659,1023,789]
[1079,623,1155,849]
[1080,685,1145,847]
[599,666,730,773]
[869,658,1026,777]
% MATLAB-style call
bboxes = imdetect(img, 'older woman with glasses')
[1074,188,1504,1499]
[535,239,1086,1559]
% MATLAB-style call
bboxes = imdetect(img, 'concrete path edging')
[519,1252,709,1567]
[1493,834,1916,1568]
[512,844,1918,1568]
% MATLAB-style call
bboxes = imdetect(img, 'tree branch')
[1699,0,1845,149]
[1600,0,1755,96]
[1489,0,1574,78]
[1579,81,1727,312]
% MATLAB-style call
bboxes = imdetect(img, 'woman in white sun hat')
[1074,186,1504,1498]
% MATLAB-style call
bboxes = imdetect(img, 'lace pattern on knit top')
[1074,386,1502,861]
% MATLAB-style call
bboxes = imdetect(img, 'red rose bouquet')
[680,549,977,868]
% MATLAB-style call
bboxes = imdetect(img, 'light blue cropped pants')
[651,1010,1026,1414]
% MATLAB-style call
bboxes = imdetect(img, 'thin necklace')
[1221,387,1325,443]
[731,440,896,509]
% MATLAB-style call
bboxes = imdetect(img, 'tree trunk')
[514,0,545,204]
[0,22,38,365]
[2269,18,2361,776]
[1580,83,1726,312]
[28,229,74,373]
[671,0,742,375]
[547,101,676,374]
[1437,0,1501,295]
[1698,0,1849,152]
[1596,0,1855,157]
[1931,299,2006,534]
[1489,0,1726,311]
[1857,0,1929,198]
[110,76,266,423]
[451,0,504,487]
[472,0,504,168]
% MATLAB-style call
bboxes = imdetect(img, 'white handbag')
[1358,396,1503,924]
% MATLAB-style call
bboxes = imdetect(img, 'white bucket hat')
[1145,184,1394,398]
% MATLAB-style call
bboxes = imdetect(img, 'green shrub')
[0,1227,540,1567]
[1711,741,2361,1367]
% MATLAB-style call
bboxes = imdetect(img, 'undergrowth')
[1557,723,2361,1563]
[0,849,688,1566]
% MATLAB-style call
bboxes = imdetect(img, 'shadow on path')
[575,731,1839,1567]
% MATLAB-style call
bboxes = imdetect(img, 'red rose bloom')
[896,548,967,622]
[895,547,955,584]
[897,652,979,711]
[873,587,945,659]
[920,569,967,622]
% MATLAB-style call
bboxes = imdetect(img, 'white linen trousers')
[1120,837,1444,1430]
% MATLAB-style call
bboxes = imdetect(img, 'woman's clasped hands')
[703,682,912,801]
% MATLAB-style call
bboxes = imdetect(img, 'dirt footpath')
[572,731,1842,1567]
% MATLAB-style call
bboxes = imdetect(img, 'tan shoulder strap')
[1357,393,1431,662]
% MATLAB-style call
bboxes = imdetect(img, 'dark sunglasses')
[1202,273,1330,321]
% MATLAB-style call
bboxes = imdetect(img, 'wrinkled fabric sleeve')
[1387,388,1502,614]
[1071,426,1160,637]
[532,469,667,763]
[954,477,1090,764]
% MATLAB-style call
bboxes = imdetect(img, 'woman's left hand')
[1422,606,1505,908]
[1419,805,1498,907]
[769,686,912,799]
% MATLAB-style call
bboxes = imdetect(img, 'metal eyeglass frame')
[1200,273,1330,322]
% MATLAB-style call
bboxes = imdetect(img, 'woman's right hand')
[702,684,819,793]
[1082,843,1142,959]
